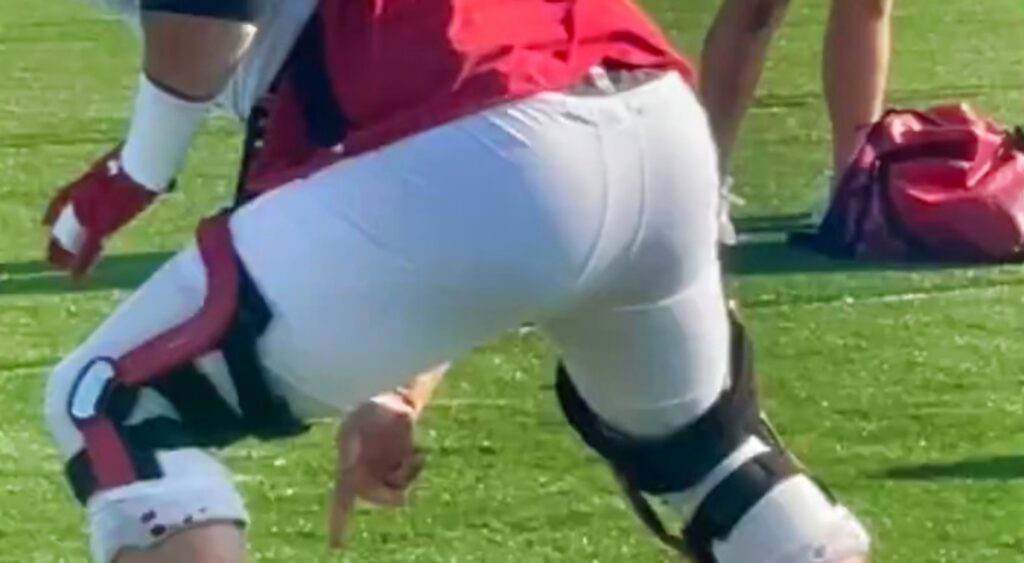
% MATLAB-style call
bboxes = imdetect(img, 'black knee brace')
[556,307,802,561]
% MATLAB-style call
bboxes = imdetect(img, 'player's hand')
[327,394,426,548]
[42,147,160,278]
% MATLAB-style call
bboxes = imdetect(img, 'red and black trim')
[234,12,349,206]
[285,13,349,149]
[65,216,307,504]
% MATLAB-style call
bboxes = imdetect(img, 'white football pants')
[46,70,733,561]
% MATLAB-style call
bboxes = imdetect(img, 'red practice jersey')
[242,0,693,193]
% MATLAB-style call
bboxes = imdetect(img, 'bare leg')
[823,0,893,171]
[700,0,790,174]
[115,523,245,563]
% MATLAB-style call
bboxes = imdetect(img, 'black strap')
[65,418,184,505]
[141,253,306,442]
[149,364,250,447]
[232,13,348,207]
[555,312,761,495]
[684,450,800,558]
[557,369,749,494]
[221,259,309,440]
[233,102,271,206]
[555,305,788,561]
[65,408,261,506]
[617,478,695,559]
[286,13,349,148]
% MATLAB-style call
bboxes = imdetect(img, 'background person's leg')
[700,0,791,173]
[823,0,894,171]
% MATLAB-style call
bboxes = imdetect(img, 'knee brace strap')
[555,364,749,494]
[556,307,823,560]
[684,450,799,561]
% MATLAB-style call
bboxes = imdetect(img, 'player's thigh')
[225,150,564,411]
[539,73,730,438]
[542,264,731,438]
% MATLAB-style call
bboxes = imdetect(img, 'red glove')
[42,148,159,278]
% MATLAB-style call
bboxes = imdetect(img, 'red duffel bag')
[799,104,1024,262]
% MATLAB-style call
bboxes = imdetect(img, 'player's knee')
[43,347,93,456]
[555,313,870,562]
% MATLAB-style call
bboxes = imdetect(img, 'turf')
[2,0,1024,561]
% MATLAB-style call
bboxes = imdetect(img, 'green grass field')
[3,1,1024,561]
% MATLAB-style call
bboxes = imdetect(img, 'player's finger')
[328,434,361,549]
[70,236,102,280]
[359,482,407,507]
[327,470,359,548]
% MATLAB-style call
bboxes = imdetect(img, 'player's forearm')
[700,0,788,173]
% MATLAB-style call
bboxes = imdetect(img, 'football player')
[41,1,872,562]
[58,1,450,547]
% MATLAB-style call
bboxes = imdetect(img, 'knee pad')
[54,216,307,505]
[556,308,869,562]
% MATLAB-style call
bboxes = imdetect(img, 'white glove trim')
[52,204,86,254]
